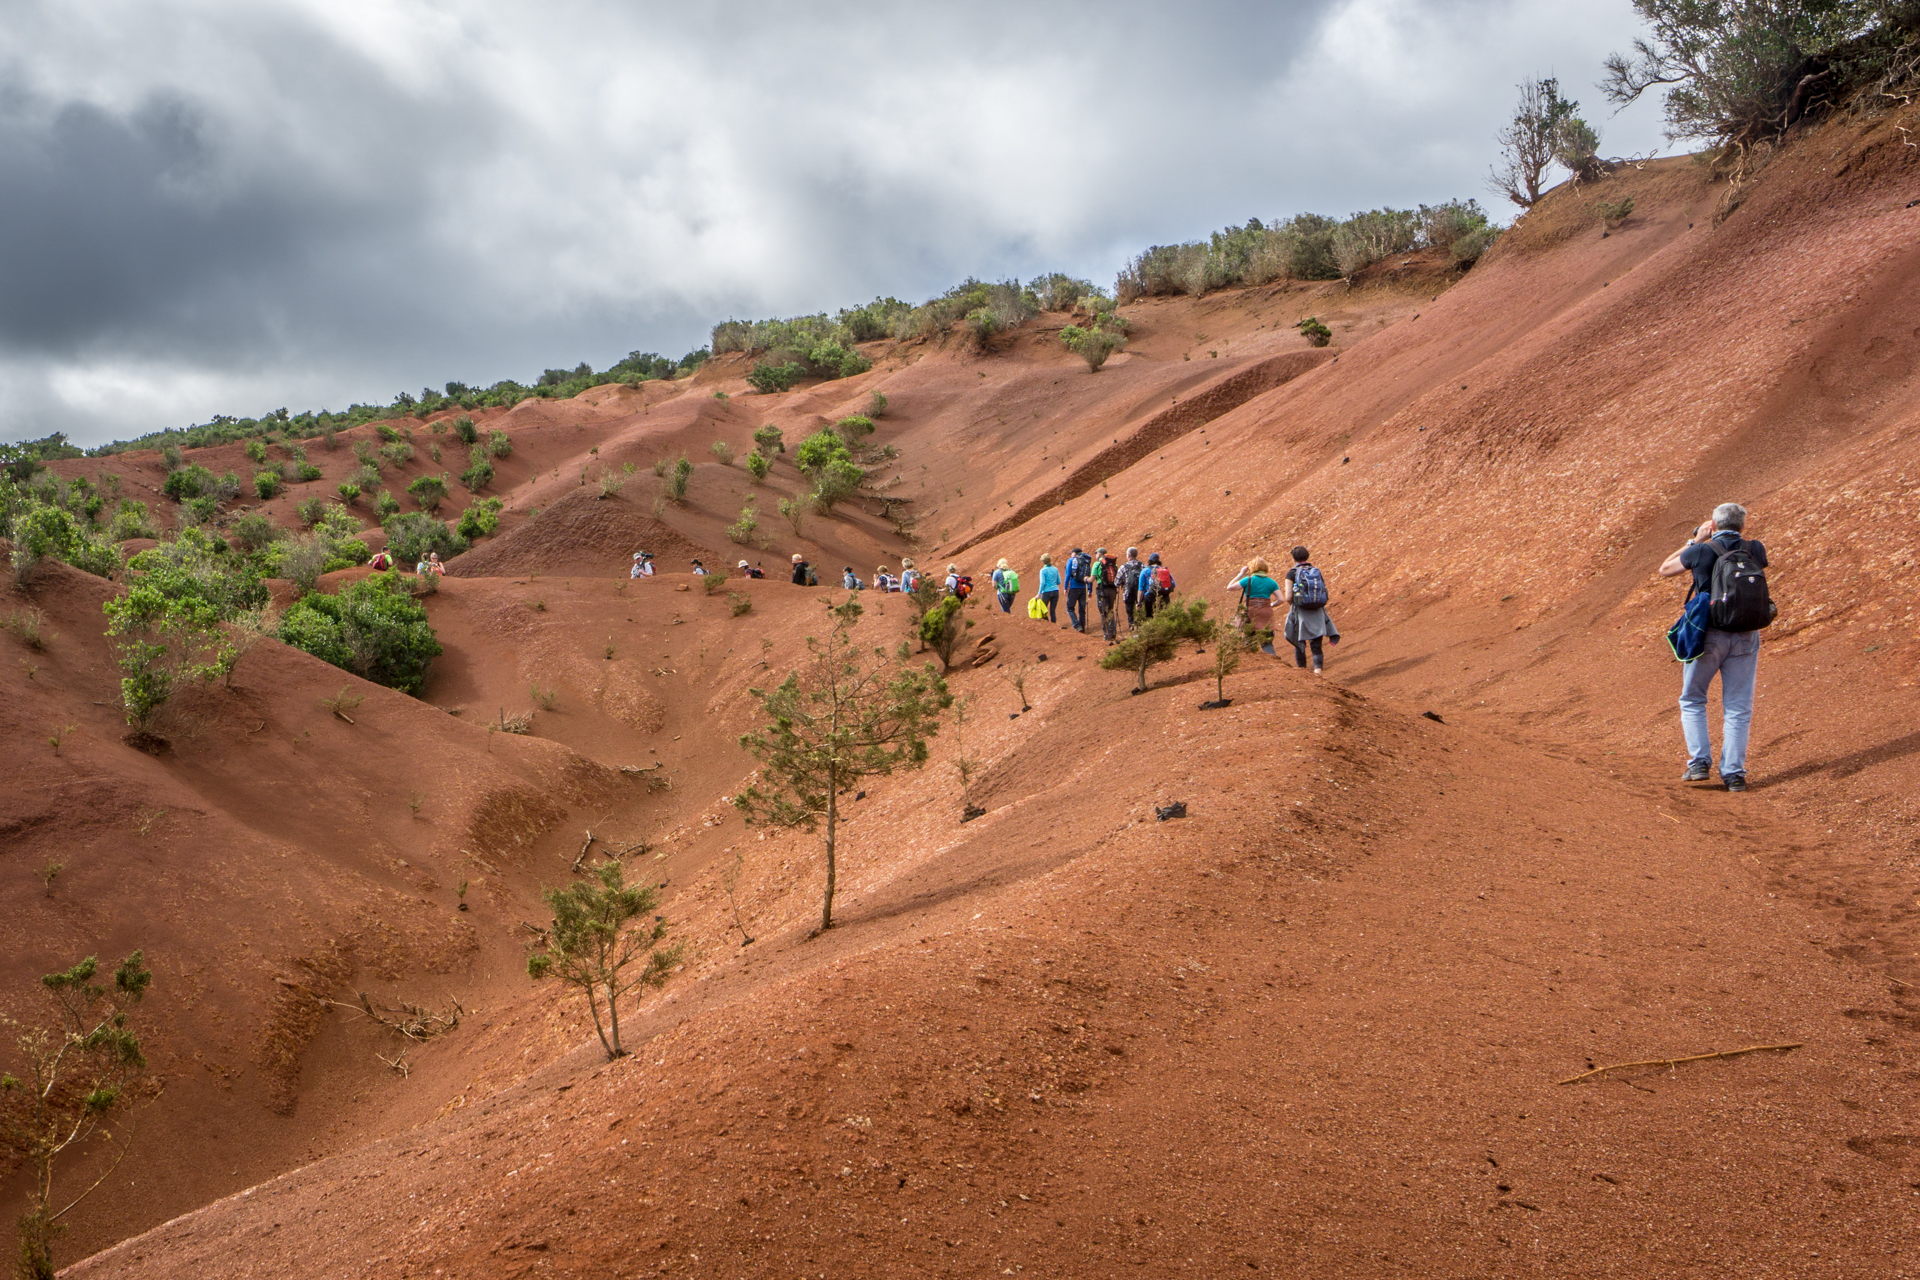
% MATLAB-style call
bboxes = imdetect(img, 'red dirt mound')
[447,488,717,578]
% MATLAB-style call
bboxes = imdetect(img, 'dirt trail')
[69,659,1918,1279]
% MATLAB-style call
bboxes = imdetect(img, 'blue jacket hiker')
[1036,554,1061,623]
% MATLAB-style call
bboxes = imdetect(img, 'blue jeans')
[997,592,1014,613]
[1065,587,1088,630]
[1680,629,1761,777]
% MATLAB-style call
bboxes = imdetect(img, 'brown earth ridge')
[3,110,1918,1278]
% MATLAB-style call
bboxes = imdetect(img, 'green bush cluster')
[461,445,495,492]
[795,429,865,515]
[1117,202,1497,299]
[383,511,467,564]
[456,497,504,540]
[278,571,443,695]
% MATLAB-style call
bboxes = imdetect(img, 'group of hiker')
[619,496,1770,793]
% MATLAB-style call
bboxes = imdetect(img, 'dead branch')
[376,1049,410,1078]
[352,991,462,1041]
[1557,1041,1802,1085]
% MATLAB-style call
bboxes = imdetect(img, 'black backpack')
[1707,539,1774,631]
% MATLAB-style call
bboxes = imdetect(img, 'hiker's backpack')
[1152,565,1173,593]
[954,575,973,599]
[1707,539,1775,632]
[804,565,819,587]
[1098,554,1119,586]
[1120,560,1143,591]
[1002,569,1020,593]
[1292,564,1328,607]
[900,569,919,592]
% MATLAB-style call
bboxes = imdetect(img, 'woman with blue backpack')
[1282,545,1338,674]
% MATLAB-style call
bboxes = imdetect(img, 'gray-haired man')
[1658,502,1768,792]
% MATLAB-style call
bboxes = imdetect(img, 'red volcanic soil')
[8,109,1920,1278]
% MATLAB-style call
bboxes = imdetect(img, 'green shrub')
[460,449,495,492]
[745,450,771,482]
[253,472,281,500]
[10,504,121,583]
[407,473,449,512]
[262,508,367,590]
[383,512,467,564]
[337,481,361,506]
[665,456,692,503]
[710,440,735,466]
[452,415,478,444]
[834,415,874,443]
[747,361,804,394]
[795,429,851,477]
[809,459,864,515]
[376,424,402,443]
[866,391,887,418]
[352,462,381,491]
[1297,317,1333,347]
[727,499,758,544]
[163,465,214,502]
[486,429,512,459]
[183,496,220,526]
[1596,196,1635,229]
[380,441,414,467]
[109,500,156,541]
[296,462,323,482]
[159,443,182,471]
[752,424,784,455]
[278,572,443,694]
[353,440,378,466]
[1329,208,1420,277]
[231,511,279,551]
[456,497,504,540]
[1060,325,1127,371]
[375,490,401,520]
[1452,226,1498,264]
[296,497,326,526]
[245,439,267,464]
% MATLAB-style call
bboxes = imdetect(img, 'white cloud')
[0,0,1674,447]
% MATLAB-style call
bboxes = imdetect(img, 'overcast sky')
[0,0,1673,448]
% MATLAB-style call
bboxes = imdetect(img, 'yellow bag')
[1027,596,1049,620]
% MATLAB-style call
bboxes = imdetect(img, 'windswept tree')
[1100,598,1216,694]
[527,860,682,1061]
[734,598,951,933]
[1601,0,1894,152]
[1490,77,1588,208]
[2,952,152,1280]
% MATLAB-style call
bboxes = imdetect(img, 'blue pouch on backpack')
[1666,592,1710,662]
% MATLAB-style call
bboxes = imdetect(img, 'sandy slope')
[6,107,1920,1276]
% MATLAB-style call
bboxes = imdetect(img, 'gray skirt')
[1284,605,1339,644]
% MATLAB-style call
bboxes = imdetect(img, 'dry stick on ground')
[1556,1041,1803,1085]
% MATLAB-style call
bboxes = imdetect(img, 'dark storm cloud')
[0,1,1669,446]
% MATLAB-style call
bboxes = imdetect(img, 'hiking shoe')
[1724,774,1748,793]
[1682,761,1711,783]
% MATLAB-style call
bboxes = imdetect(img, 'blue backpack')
[1292,564,1328,607]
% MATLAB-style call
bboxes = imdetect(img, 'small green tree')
[102,580,229,732]
[734,599,951,932]
[407,473,449,512]
[1490,77,1581,208]
[747,361,804,393]
[744,450,772,482]
[752,424,785,455]
[277,571,443,694]
[1207,624,1248,705]
[919,594,973,672]
[1,952,152,1280]
[526,861,682,1061]
[778,496,804,537]
[1100,599,1215,694]
[451,415,478,444]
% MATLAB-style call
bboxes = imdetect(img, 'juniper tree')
[1100,598,1215,694]
[734,598,951,932]
[526,860,682,1061]
[2,952,152,1280]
